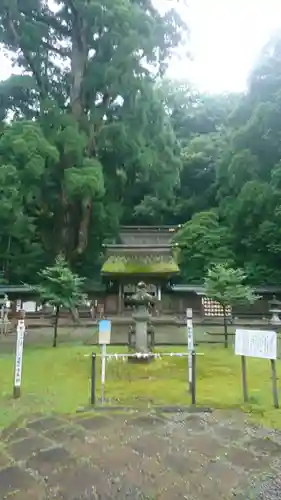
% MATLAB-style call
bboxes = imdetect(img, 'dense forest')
[0,1,281,286]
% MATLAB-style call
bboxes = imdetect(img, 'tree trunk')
[70,306,79,324]
[223,305,228,349]
[53,305,60,348]
[76,198,92,254]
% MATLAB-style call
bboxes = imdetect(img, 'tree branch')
[41,41,71,58]
[6,12,48,99]
[36,14,71,37]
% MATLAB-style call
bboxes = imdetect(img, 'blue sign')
[98,319,111,344]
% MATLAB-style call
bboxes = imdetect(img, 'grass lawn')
[0,342,280,429]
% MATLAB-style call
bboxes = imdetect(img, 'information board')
[235,329,277,360]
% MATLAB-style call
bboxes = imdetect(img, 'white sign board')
[14,320,25,387]
[98,319,111,345]
[235,329,277,360]
[186,309,194,391]
[187,319,194,351]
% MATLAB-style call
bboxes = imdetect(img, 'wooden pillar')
[118,282,123,315]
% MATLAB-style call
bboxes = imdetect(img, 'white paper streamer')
[96,352,198,362]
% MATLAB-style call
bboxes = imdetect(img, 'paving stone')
[200,460,246,495]
[44,425,85,443]
[26,417,66,432]
[164,450,206,475]
[131,434,168,458]
[0,466,37,497]
[99,446,141,474]
[26,446,74,476]
[47,464,111,499]
[157,480,190,499]
[76,415,112,431]
[185,434,226,458]
[8,436,52,461]
[182,420,207,434]
[227,447,269,470]
[108,482,149,499]
[0,450,11,468]
[4,427,33,443]
[214,425,245,442]
[247,436,281,455]
[5,483,47,500]
[129,414,165,429]
[63,434,101,458]
[0,417,27,441]
[140,456,173,482]
[112,467,158,497]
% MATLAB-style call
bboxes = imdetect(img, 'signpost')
[186,308,194,393]
[13,315,26,398]
[98,319,111,404]
[235,329,279,408]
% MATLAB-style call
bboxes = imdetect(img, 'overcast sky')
[0,0,281,94]
[164,0,281,92]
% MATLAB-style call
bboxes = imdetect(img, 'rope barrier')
[85,351,204,361]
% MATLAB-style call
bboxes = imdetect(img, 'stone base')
[127,353,154,364]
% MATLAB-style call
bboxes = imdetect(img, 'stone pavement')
[0,409,281,499]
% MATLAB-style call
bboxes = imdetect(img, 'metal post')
[91,353,96,405]
[270,359,279,409]
[101,344,106,404]
[191,350,196,405]
[241,355,248,403]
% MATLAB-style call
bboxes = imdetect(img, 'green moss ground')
[0,343,280,429]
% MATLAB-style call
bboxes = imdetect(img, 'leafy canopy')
[174,211,234,282]
[204,264,257,308]
[35,255,86,309]
[0,0,185,281]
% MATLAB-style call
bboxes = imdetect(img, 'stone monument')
[127,282,157,362]
[269,295,281,325]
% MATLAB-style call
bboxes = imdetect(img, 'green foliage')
[172,31,281,285]
[64,159,105,199]
[205,263,257,348]
[34,255,86,346]
[174,211,234,282]
[0,0,184,278]
[205,264,257,308]
[1,9,281,287]
[36,255,86,309]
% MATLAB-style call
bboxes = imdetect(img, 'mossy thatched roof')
[101,256,179,275]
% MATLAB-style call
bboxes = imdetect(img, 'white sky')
[164,0,281,92]
[1,0,281,93]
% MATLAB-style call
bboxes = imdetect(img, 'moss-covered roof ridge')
[101,225,180,277]
[101,255,179,276]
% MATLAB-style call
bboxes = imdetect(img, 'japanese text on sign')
[14,320,25,387]
[235,329,277,360]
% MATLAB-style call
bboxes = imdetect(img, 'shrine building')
[101,225,180,314]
